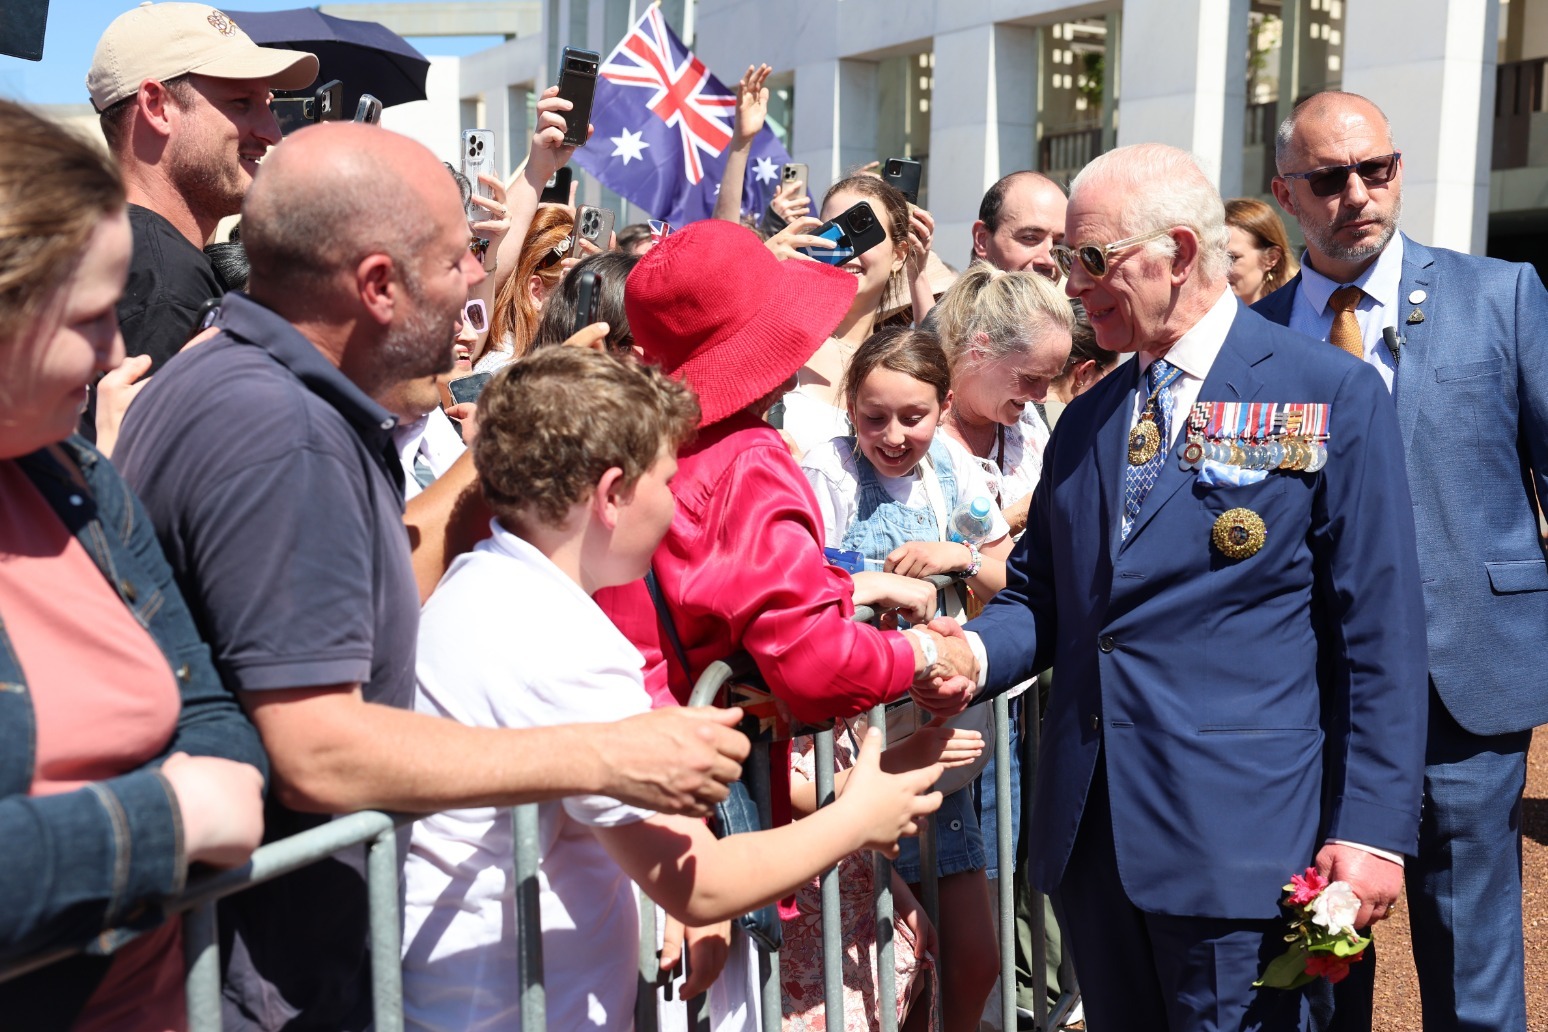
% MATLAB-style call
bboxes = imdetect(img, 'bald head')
[243,122,465,311]
[1270,91,1401,281]
[1274,91,1392,174]
[973,171,1068,277]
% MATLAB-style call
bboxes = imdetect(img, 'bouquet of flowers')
[1254,867,1370,989]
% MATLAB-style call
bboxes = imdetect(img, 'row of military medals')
[1126,400,1332,560]
[1178,401,1328,474]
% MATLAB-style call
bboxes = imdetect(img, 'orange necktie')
[1328,285,1365,359]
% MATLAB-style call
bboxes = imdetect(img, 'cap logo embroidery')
[207,11,237,36]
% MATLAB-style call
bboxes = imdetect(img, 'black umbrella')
[225,8,430,111]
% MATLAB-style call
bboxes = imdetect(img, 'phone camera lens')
[853,211,874,231]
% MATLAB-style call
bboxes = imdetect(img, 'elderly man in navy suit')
[920,142,1429,1030]
[1255,91,1548,1032]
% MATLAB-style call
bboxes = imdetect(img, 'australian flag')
[571,5,793,226]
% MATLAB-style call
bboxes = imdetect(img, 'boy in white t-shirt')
[402,348,946,1031]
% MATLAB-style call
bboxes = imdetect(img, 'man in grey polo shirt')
[115,122,750,1030]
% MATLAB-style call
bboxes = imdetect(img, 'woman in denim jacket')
[0,100,266,1030]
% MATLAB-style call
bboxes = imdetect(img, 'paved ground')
[1370,729,1546,1031]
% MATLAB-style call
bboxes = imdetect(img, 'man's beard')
[1305,194,1402,265]
[167,134,246,223]
[375,283,458,394]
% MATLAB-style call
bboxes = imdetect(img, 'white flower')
[1308,881,1361,936]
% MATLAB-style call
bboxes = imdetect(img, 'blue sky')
[0,1,503,106]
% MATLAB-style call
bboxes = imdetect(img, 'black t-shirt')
[118,204,225,371]
[83,206,226,441]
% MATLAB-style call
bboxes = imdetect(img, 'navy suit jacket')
[967,302,1428,920]
[1255,237,1548,736]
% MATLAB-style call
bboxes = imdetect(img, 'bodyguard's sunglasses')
[462,298,488,333]
[1052,227,1176,279]
[1278,152,1401,198]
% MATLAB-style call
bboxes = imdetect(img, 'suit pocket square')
[1198,460,1268,487]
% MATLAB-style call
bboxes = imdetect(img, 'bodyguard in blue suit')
[1256,92,1548,1032]
[920,144,1429,1030]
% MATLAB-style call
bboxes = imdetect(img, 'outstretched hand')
[909,618,978,717]
[905,205,935,277]
[883,714,985,774]
[597,706,750,818]
[764,215,833,262]
[842,727,944,858]
[524,85,592,188]
[769,175,811,224]
[468,173,512,253]
[732,64,772,142]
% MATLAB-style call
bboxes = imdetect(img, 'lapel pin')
[1408,289,1427,304]
[1407,309,1425,324]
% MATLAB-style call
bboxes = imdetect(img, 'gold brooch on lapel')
[1212,508,1267,560]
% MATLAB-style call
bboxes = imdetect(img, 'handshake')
[906,618,980,718]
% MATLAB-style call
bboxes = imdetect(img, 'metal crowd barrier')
[0,578,1080,1032]
[622,573,1079,1032]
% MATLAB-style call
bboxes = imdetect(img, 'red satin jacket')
[596,412,916,824]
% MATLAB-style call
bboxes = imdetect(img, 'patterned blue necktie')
[1122,358,1183,540]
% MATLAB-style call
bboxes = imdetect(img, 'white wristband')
[906,628,938,667]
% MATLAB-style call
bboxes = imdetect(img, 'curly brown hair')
[474,347,699,530]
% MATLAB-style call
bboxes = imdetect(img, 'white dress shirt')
[1129,285,1241,442]
[403,525,655,1030]
[1288,235,1405,393]
[392,407,467,501]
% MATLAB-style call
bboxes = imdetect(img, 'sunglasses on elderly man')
[1278,152,1401,198]
[1051,226,1176,279]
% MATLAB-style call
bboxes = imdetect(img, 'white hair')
[1068,143,1232,283]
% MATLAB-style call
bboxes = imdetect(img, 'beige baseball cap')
[88,2,319,111]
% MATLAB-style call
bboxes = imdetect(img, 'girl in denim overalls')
[801,327,1015,1032]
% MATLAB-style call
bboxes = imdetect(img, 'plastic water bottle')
[949,496,994,544]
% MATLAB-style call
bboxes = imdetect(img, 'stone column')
[792,57,879,200]
[1342,0,1499,253]
[1118,0,1250,196]
[928,23,1039,269]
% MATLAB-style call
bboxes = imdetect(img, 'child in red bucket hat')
[594,216,959,1026]
[598,218,946,720]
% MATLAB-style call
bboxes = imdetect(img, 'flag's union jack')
[598,5,735,184]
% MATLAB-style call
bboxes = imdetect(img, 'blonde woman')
[930,262,1074,538]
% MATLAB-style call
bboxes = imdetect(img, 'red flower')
[1287,867,1330,907]
[1304,950,1366,984]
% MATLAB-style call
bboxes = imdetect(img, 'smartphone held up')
[797,201,887,266]
[556,47,601,148]
[461,129,497,220]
